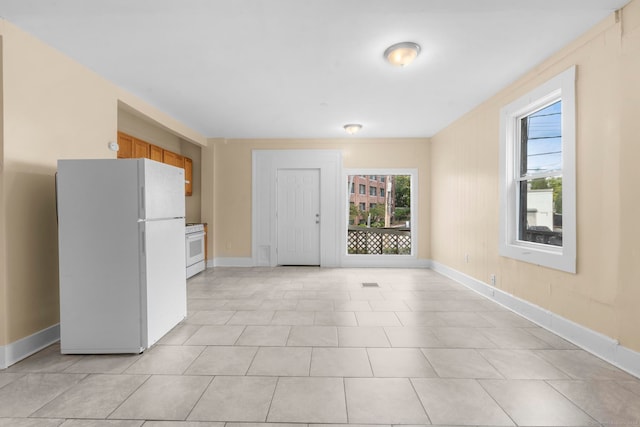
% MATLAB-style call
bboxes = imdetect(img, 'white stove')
[185,223,206,278]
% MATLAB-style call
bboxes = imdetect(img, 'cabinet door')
[162,150,184,168]
[117,132,134,158]
[184,157,193,196]
[149,144,163,162]
[133,138,149,158]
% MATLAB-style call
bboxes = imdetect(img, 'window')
[359,184,366,194]
[499,66,576,273]
[359,202,366,211]
[369,186,377,196]
[350,183,355,194]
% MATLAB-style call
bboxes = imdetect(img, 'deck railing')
[347,226,411,254]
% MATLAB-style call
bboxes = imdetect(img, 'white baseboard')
[0,323,60,369]
[430,260,640,379]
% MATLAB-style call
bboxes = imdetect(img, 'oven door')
[186,231,205,268]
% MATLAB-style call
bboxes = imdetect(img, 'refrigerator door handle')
[141,230,145,255]
[140,186,145,215]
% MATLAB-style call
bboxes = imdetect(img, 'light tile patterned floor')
[1,267,640,427]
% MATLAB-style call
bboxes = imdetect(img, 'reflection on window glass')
[347,175,411,255]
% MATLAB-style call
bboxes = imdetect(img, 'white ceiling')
[0,0,630,139]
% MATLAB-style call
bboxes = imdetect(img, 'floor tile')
[287,326,338,347]
[156,324,202,345]
[33,374,148,418]
[296,300,334,311]
[235,326,291,346]
[479,349,570,379]
[60,420,144,427]
[248,347,312,376]
[109,375,210,420]
[535,349,636,380]
[437,311,495,327]
[480,379,600,426]
[271,311,315,325]
[188,376,277,422]
[367,348,436,377]
[333,301,372,312]
[0,373,86,417]
[412,378,514,426]
[124,346,204,374]
[310,348,372,377]
[7,347,81,374]
[268,377,347,423]
[422,348,503,379]
[479,310,538,328]
[344,378,429,424]
[259,299,299,311]
[431,326,497,348]
[527,328,579,349]
[142,421,222,427]
[184,346,258,375]
[183,310,235,325]
[479,327,550,349]
[314,311,357,326]
[367,301,411,311]
[0,419,66,427]
[227,311,275,325]
[549,380,640,425]
[355,312,402,326]
[183,325,245,345]
[395,311,446,327]
[337,326,390,347]
[383,326,442,347]
[0,372,24,388]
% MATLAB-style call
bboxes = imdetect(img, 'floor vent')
[362,282,380,288]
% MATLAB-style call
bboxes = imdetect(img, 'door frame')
[252,150,342,267]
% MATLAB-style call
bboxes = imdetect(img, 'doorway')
[252,150,341,267]
[277,168,321,265]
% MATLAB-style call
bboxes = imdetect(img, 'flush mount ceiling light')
[384,42,421,67]
[343,124,363,135]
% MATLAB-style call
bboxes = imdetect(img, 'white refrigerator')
[57,158,187,354]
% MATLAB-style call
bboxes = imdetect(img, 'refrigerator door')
[58,159,143,353]
[140,217,187,347]
[140,159,185,220]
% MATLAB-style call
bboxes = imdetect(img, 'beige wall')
[430,1,640,352]
[0,20,205,349]
[0,20,116,346]
[209,138,430,260]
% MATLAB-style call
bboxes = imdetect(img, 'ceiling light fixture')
[343,124,363,135]
[384,42,421,67]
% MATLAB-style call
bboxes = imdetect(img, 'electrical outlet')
[490,274,496,286]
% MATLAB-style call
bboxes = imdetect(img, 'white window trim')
[343,168,418,267]
[499,66,576,273]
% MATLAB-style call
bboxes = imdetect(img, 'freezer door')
[140,218,187,347]
[140,159,186,220]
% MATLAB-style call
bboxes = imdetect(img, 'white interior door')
[277,168,321,265]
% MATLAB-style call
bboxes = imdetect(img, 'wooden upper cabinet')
[117,132,134,158]
[133,138,149,158]
[149,144,163,162]
[184,157,193,196]
[117,132,193,196]
[162,150,184,168]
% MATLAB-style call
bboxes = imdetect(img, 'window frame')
[499,66,576,273]
[344,168,418,262]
